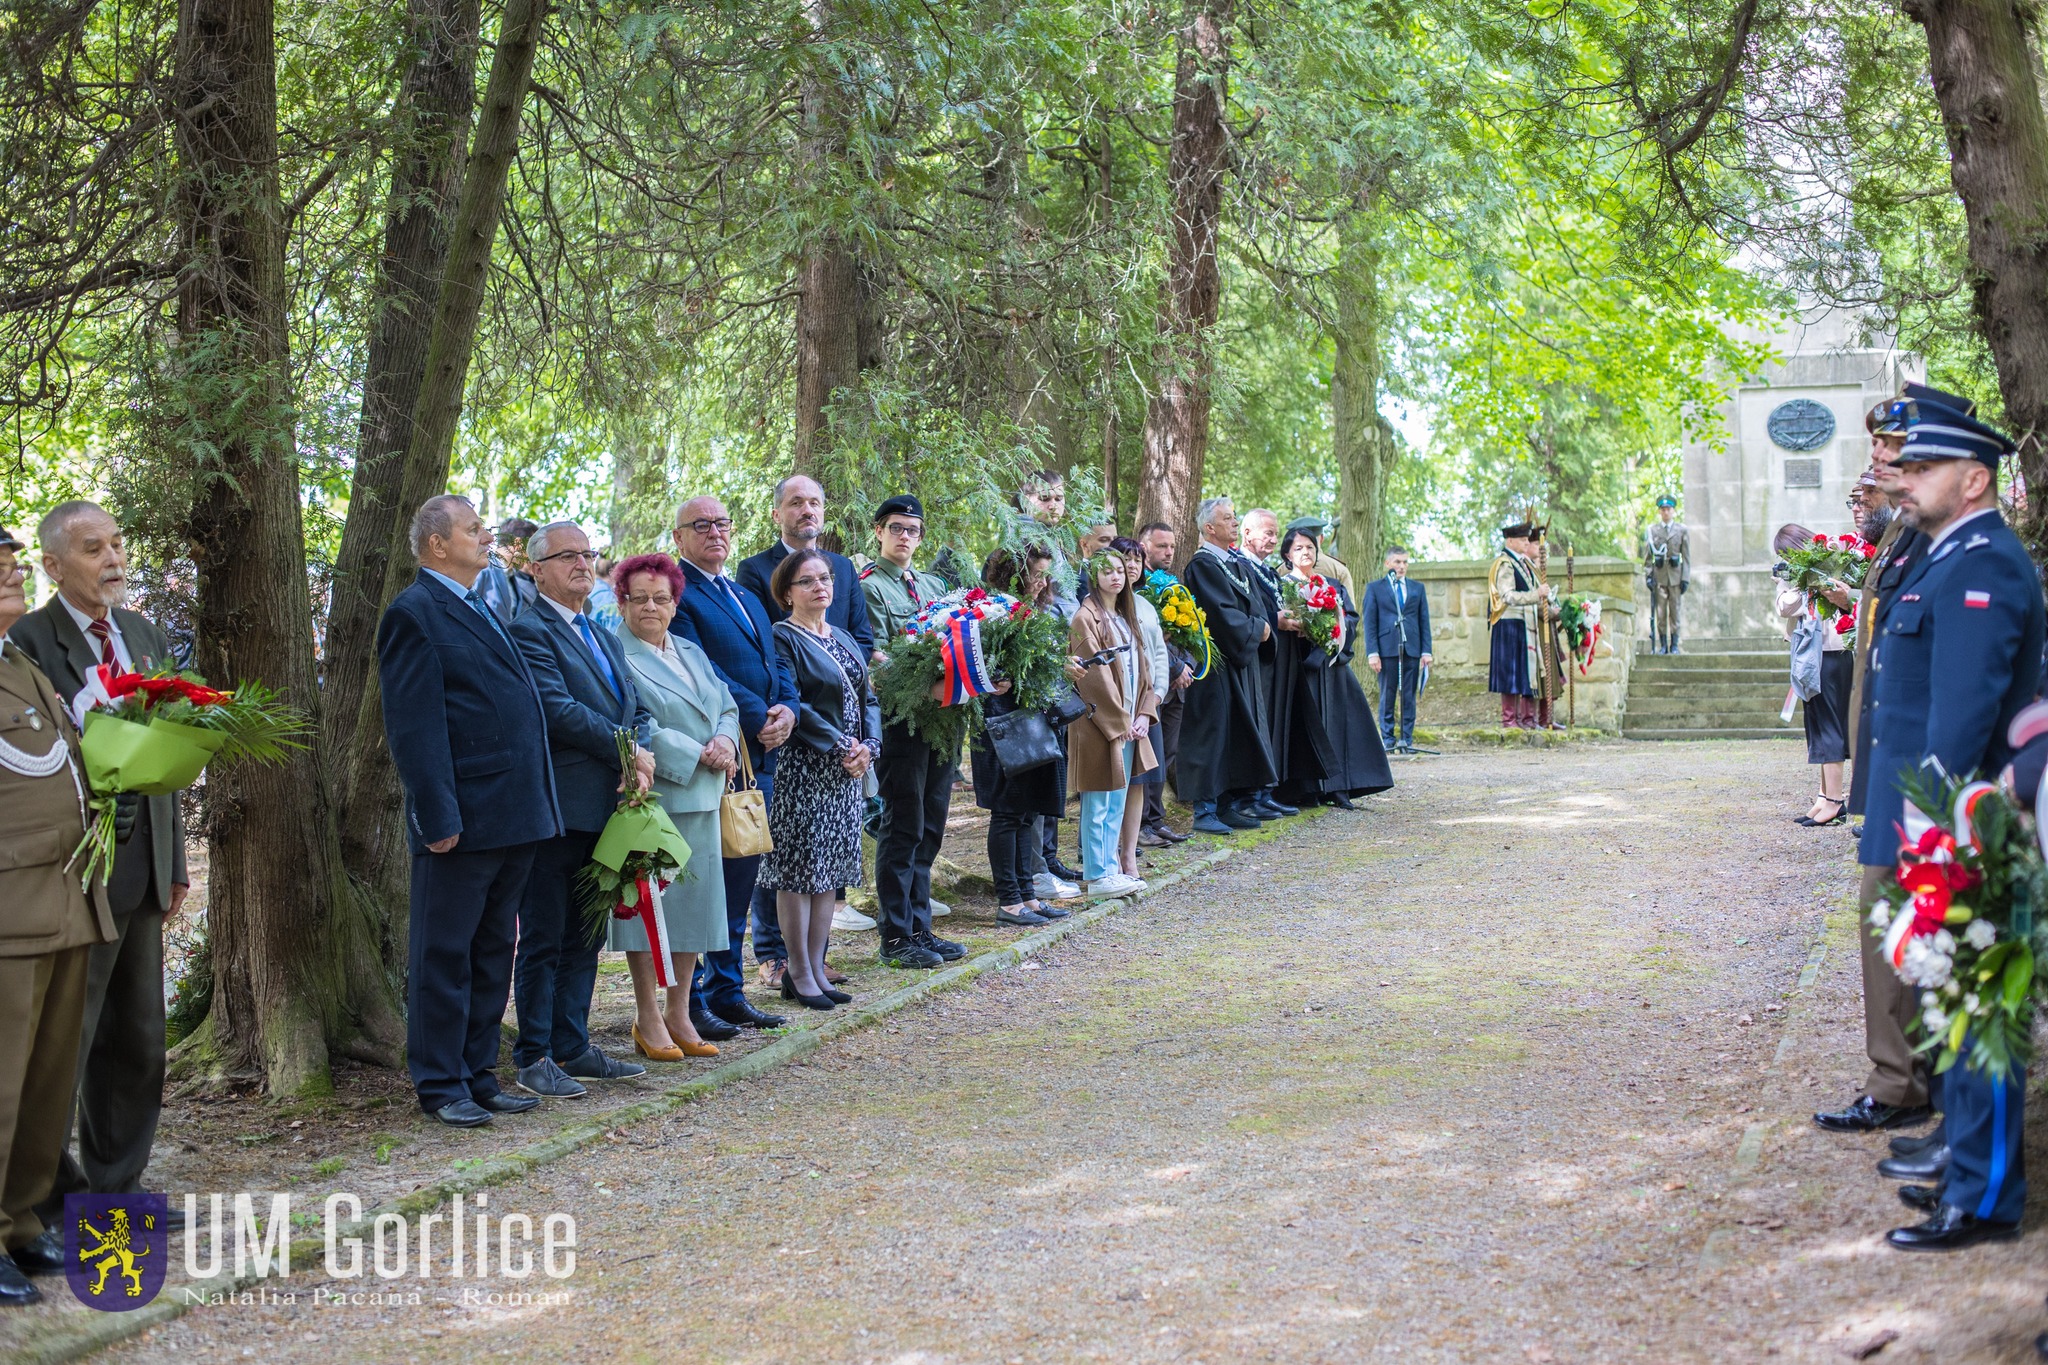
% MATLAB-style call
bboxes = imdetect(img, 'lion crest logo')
[65,1193,167,1311]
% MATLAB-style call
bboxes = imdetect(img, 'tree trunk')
[1332,214,1397,579]
[321,0,481,780]
[331,0,545,948]
[1135,0,1232,561]
[609,426,670,555]
[173,0,399,1094]
[792,0,861,481]
[1911,0,2048,551]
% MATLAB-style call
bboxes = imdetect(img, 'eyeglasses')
[623,593,676,608]
[790,573,832,590]
[680,518,733,535]
[533,549,599,565]
[879,522,923,538]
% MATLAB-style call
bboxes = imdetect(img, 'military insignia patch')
[65,1192,168,1310]
[1964,591,1992,609]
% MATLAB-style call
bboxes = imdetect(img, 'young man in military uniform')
[0,525,115,1305]
[1856,400,2042,1251]
[1642,496,1689,654]
[860,494,964,968]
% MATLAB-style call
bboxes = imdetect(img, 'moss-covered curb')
[15,813,1321,1365]
[1411,724,1616,747]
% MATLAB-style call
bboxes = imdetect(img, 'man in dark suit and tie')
[670,496,794,1032]
[735,473,876,940]
[1362,546,1432,752]
[10,501,188,1222]
[377,495,559,1127]
[508,521,655,1098]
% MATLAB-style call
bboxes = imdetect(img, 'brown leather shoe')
[756,959,785,989]
[824,964,849,985]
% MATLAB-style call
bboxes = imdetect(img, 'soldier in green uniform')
[1642,495,1689,654]
[0,524,115,1305]
[860,495,965,969]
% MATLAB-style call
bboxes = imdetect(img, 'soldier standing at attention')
[1642,495,1689,654]
[860,495,965,968]
[0,524,115,1305]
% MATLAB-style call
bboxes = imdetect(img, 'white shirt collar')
[59,593,130,669]
[1195,540,1231,560]
[539,592,582,625]
[1927,505,1997,553]
[421,567,478,601]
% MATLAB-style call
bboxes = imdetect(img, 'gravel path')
[102,741,2045,1363]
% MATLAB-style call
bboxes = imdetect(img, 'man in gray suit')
[9,501,188,1226]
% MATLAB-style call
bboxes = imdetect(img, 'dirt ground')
[43,742,2048,1361]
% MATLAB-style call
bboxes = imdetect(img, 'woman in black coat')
[971,547,1072,927]
[1276,531,1393,806]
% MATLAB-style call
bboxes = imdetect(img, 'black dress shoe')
[916,929,966,961]
[10,1229,63,1274]
[880,938,944,969]
[689,1009,743,1041]
[1898,1183,1942,1212]
[707,998,783,1030]
[1889,1130,1945,1158]
[478,1091,541,1114]
[1877,1145,1950,1181]
[1813,1095,1932,1132]
[1886,1202,2020,1251]
[0,1256,40,1306]
[433,1099,494,1128]
[1258,797,1299,817]
[1217,804,1262,829]
[1324,794,1358,810]
[1046,858,1084,882]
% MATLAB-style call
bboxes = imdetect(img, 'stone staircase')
[1622,636,1803,740]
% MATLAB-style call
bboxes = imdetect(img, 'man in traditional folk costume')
[1488,522,1559,730]
[1642,495,1689,654]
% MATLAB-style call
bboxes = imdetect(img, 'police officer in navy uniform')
[1858,399,2041,1251]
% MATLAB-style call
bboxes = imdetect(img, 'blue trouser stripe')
[1976,1075,2009,1221]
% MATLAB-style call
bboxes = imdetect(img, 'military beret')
[873,494,924,524]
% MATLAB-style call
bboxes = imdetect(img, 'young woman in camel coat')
[1066,554,1158,894]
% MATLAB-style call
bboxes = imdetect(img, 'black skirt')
[1804,648,1852,765]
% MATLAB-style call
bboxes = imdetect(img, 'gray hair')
[773,474,822,507]
[1196,496,1234,531]
[37,499,110,557]
[1243,508,1278,528]
[525,520,583,562]
[409,494,475,562]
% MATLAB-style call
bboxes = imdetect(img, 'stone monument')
[1680,308,1922,638]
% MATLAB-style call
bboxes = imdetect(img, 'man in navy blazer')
[377,495,560,1128]
[507,521,656,1097]
[734,474,875,659]
[1361,547,1433,752]
[669,496,795,1032]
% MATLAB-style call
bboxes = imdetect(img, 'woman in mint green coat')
[611,554,743,1060]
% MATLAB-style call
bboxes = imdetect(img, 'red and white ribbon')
[616,876,677,985]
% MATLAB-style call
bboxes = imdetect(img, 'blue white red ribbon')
[905,589,1013,704]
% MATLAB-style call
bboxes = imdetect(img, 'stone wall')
[1383,556,1640,732]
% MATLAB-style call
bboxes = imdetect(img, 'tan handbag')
[719,741,773,858]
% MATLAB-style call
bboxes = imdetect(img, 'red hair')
[613,552,686,601]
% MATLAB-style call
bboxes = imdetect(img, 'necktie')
[905,570,921,607]
[1395,578,1405,612]
[576,614,622,699]
[463,588,512,645]
[87,618,117,668]
[720,576,758,639]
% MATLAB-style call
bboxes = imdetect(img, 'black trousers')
[512,830,604,1069]
[874,721,953,943]
[987,811,1036,905]
[408,843,534,1113]
[1144,693,1185,826]
[43,813,164,1213]
[1377,653,1421,745]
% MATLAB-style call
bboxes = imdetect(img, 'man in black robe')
[1240,507,1325,814]
[1180,497,1279,835]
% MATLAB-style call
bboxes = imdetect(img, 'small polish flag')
[1964,590,1992,608]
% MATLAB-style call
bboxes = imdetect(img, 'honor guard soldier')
[1642,496,1689,654]
[860,495,965,968]
[1856,397,2042,1251]
[0,525,115,1304]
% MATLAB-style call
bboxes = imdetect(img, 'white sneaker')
[1087,874,1144,898]
[926,898,951,918]
[1031,872,1080,901]
[831,905,878,932]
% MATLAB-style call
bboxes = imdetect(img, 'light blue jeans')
[1079,742,1135,881]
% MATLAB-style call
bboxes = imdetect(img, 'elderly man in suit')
[8,501,187,1227]
[378,495,560,1127]
[670,496,793,1032]
[0,525,115,1304]
[1361,546,1433,753]
[508,520,655,1098]
[1180,498,1278,835]
[735,474,877,936]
